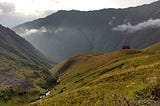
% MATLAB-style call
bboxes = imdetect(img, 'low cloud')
[112,19,160,33]
[20,27,64,37]
[21,27,47,37]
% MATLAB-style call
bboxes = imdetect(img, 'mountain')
[13,0,160,62]
[0,24,56,105]
[0,24,51,66]
[29,43,160,106]
[13,1,160,62]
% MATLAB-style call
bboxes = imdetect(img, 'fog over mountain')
[13,0,160,62]
[113,19,160,33]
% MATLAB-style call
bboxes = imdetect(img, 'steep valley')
[1,1,160,106]
[0,24,57,106]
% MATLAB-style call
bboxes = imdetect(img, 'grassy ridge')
[30,45,160,106]
[0,46,56,106]
[0,25,56,106]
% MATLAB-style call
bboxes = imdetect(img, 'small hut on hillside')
[122,45,130,49]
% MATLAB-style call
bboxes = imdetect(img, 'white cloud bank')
[21,27,47,37]
[20,27,65,37]
[112,19,160,33]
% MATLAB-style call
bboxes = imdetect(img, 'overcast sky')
[0,0,158,27]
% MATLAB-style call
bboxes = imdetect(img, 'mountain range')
[0,1,160,105]
[13,0,160,62]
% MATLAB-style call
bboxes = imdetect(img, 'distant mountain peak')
[13,1,160,62]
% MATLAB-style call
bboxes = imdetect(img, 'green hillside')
[144,43,160,52]
[0,25,56,106]
[30,44,160,106]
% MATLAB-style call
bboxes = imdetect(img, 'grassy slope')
[0,25,56,106]
[30,44,160,106]
[0,25,51,67]
[0,46,57,106]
